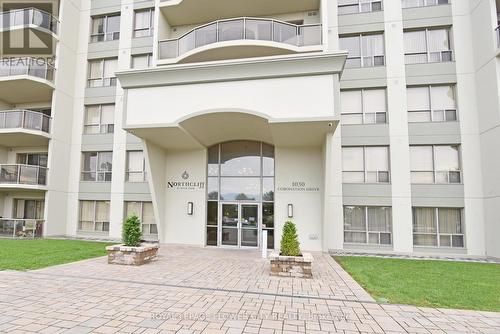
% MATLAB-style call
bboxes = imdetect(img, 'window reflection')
[220,178,260,201]
[221,141,261,176]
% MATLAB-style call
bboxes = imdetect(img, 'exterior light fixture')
[287,204,293,218]
[187,202,194,215]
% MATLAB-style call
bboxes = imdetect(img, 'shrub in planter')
[270,221,313,278]
[122,215,142,247]
[280,221,301,256]
[106,215,158,265]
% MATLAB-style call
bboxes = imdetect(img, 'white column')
[108,1,134,238]
[384,4,413,253]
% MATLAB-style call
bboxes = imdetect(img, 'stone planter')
[269,252,313,278]
[106,244,159,266]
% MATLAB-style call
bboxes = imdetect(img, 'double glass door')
[221,203,259,247]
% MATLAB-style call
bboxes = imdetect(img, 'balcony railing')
[0,7,58,34]
[0,164,47,186]
[159,17,322,60]
[0,110,51,133]
[0,57,56,82]
[0,219,43,238]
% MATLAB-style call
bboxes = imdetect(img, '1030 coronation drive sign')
[167,171,205,190]
[277,181,319,192]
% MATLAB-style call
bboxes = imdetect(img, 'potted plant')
[269,221,313,278]
[106,215,159,265]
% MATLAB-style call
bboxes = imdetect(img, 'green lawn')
[0,239,113,271]
[334,256,500,312]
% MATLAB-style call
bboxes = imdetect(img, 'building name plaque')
[167,171,205,190]
[277,181,320,192]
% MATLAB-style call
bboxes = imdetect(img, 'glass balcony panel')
[19,165,38,184]
[0,165,18,183]
[159,40,178,59]
[245,19,272,41]
[195,22,217,48]
[3,111,23,128]
[299,25,322,46]
[178,31,196,55]
[218,19,244,42]
[273,21,297,45]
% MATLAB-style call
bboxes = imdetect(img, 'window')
[413,207,464,248]
[134,9,154,38]
[340,33,385,68]
[404,28,453,64]
[342,146,390,183]
[88,58,118,87]
[79,200,110,232]
[90,14,120,42]
[407,85,457,122]
[402,0,449,9]
[344,206,392,244]
[125,201,157,237]
[83,105,114,134]
[410,145,461,183]
[131,54,152,69]
[126,151,146,182]
[338,0,383,15]
[14,199,45,219]
[81,152,113,182]
[341,89,387,124]
[17,153,48,167]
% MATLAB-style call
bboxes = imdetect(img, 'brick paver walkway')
[0,245,499,333]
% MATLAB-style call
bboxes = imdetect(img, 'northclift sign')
[167,171,205,190]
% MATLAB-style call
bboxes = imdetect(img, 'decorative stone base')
[106,244,159,266]
[269,252,313,278]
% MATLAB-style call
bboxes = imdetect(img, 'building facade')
[1,0,499,258]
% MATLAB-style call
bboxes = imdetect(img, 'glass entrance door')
[220,203,259,247]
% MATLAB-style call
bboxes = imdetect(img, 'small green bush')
[280,221,301,256]
[123,215,142,247]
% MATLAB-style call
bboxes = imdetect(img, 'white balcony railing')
[0,110,51,133]
[0,57,56,82]
[0,7,58,35]
[0,219,43,238]
[159,17,322,60]
[0,164,48,186]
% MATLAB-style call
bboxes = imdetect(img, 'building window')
[90,14,120,42]
[87,58,118,87]
[81,152,113,182]
[340,33,385,68]
[407,85,457,122]
[413,207,464,248]
[79,200,110,232]
[344,206,392,244]
[402,0,449,9]
[410,145,461,183]
[341,89,387,124]
[125,201,157,237]
[131,54,152,69]
[14,199,45,219]
[404,28,453,64]
[126,151,146,182]
[338,0,383,15]
[17,153,48,167]
[342,146,390,183]
[134,9,154,38]
[83,105,115,134]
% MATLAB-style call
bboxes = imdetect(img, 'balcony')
[0,7,59,35]
[0,57,55,103]
[159,0,320,27]
[0,219,43,238]
[0,110,51,146]
[159,18,322,63]
[0,164,47,188]
[496,25,500,50]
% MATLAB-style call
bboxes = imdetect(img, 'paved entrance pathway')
[0,245,499,333]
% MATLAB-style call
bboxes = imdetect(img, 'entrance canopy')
[128,111,338,149]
